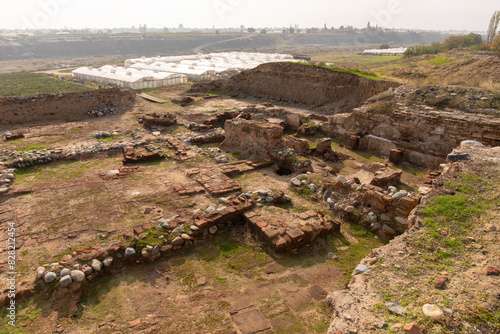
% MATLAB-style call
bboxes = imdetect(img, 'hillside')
[326,143,500,333]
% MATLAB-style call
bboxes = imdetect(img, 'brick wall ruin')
[220,119,284,160]
[0,88,135,128]
[321,107,500,166]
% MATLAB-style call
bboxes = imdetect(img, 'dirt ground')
[0,84,427,334]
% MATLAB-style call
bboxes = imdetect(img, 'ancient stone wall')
[345,108,500,153]
[220,119,284,160]
[321,107,500,166]
[0,88,135,128]
[191,62,399,113]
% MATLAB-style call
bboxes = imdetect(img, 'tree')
[259,29,267,34]
[493,35,500,57]
[247,27,256,33]
[487,10,500,44]
[442,33,482,50]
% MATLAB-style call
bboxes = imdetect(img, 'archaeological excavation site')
[1,57,499,334]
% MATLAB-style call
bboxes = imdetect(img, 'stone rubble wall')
[321,107,499,166]
[344,108,500,154]
[244,210,340,252]
[0,87,135,128]
[19,195,255,306]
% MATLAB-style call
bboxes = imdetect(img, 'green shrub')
[442,33,483,50]
[405,34,483,57]
[494,35,500,58]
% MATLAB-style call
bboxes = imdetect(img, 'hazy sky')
[1,0,498,31]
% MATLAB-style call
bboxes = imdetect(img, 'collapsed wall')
[191,62,399,113]
[0,87,135,128]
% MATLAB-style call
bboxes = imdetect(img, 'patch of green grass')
[98,137,115,143]
[231,151,241,156]
[15,144,47,152]
[311,53,402,67]
[297,62,386,81]
[330,223,385,284]
[464,306,500,331]
[427,57,454,65]
[0,298,44,333]
[214,275,227,283]
[422,194,485,225]
[170,125,191,135]
[134,229,164,248]
[216,240,268,274]
[0,72,94,97]
[292,206,309,213]
[15,158,119,186]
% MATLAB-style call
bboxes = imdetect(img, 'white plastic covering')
[71,66,188,89]
[124,52,297,82]
[362,47,407,56]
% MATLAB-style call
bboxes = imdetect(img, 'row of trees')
[404,33,484,56]
[405,10,500,57]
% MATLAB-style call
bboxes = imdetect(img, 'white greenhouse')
[129,62,218,82]
[74,52,299,87]
[72,66,188,89]
[362,47,408,56]
[124,52,297,81]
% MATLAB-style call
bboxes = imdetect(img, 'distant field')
[0,72,95,97]
[310,51,403,67]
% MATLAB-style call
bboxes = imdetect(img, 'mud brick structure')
[123,146,166,164]
[369,168,403,188]
[140,112,177,128]
[171,183,205,196]
[221,119,284,160]
[244,210,340,252]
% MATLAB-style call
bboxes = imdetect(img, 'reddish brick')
[195,219,209,229]
[286,228,305,243]
[300,225,313,236]
[486,266,500,276]
[256,221,268,229]
[404,323,422,334]
[262,227,278,240]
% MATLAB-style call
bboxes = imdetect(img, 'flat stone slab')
[187,168,240,195]
[229,298,254,315]
[231,309,271,334]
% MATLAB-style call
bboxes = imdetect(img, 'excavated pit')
[3,63,498,333]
